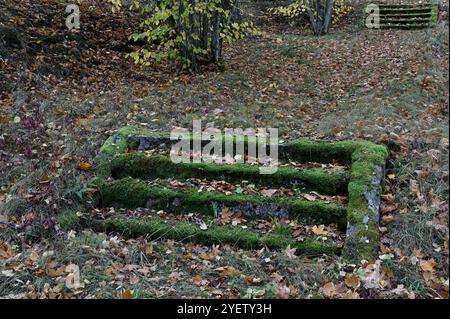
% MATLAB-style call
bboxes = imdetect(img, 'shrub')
[111,0,261,72]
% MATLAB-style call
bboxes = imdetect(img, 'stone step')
[365,2,438,29]
[381,13,433,18]
[380,8,433,14]
[109,153,350,196]
[380,18,433,23]
[98,177,348,226]
[379,22,434,29]
[96,215,341,255]
[94,126,389,262]
[378,3,435,9]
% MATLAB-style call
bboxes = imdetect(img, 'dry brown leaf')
[39,174,50,184]
[215,266,241,278]
[192,275,204,286]
[420,258,436,272]
[320,282,336,298]
[122,289,133,299]
[344,274,360,289]
[381,193,395,203]
[0,242,16,260]
[380,202,398,214]
[312,225,328,236]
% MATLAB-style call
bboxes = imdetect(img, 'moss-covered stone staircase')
[79,126,389,263]
[367,2,438,29]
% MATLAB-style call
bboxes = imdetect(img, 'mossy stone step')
[92,126,389,263]
[379,8,434,13]
[98,177,348,226]
[381,13,433,18]
[365,3,437,29]
[380,18,432,23]
[110,153,350,196]
[97,216,341,255]
[380,23,434,29]
[378,4,435,9]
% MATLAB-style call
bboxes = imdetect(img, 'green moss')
[110,153,349,195]
[95,126,157,178]
[282,139,368,163]
[98,177,347,226]
[57,209,81,229]
[100,216,340,255]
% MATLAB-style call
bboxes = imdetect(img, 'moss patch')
[95,126,157,178]
[57,209,81,230]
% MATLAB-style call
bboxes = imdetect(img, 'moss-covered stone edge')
[342,141,389,263]
[94,215,340,255]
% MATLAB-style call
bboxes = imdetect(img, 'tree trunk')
[306,0,334,36]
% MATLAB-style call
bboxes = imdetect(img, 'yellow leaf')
[312,225,328,236]
[79,161,92,172]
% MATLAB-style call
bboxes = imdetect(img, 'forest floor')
[0,0,448,299]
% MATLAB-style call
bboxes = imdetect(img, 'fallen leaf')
[344,274,360,289]
[380,202,398,214]
[192,275,204,286]
[312,225,328,236]
[275,284,290,299]
[39,174,50,184]
[320,282,336,298]
[215,266,241,278]
[261,189,277,198]
[79,161,92,171]
[122,289,133,299]
[302,193,316,201]
[284,245,296,259]
[391,285,415,299]
[420,259,436,272]
[65,264,84,290]
[0,242,16,260]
